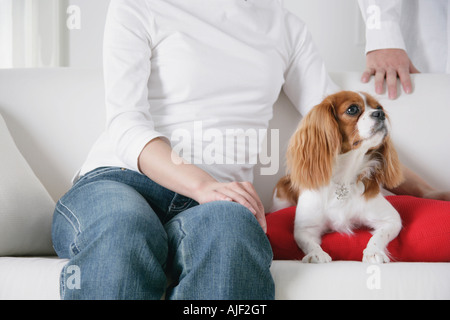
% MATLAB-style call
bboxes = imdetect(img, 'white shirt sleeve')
[103,0,168,172]
[282,12,339,116]
[358,0,406,54]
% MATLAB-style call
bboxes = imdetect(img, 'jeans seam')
[83,167,124,180]
[167,219,191,292]
[56,200,82,234]
[73,167,124,187]
[55,200,83,256]
[168,196,194,214]
[60,264,67,300]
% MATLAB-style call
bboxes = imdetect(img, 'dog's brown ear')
[287,98,342,190]
[362,135,404,199]
[376,136,404,189]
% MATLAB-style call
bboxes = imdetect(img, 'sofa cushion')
[267,195,450,262]
[0,113,55,256]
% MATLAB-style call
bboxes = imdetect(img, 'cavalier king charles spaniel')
[272,91,404,263]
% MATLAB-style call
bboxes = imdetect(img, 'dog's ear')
[362,135,404,199]
[375,136,404,189]
[287,98,342,190]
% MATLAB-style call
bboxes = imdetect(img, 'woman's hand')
[138,138,268,232]
[388,165,450,202]
[193,180,267,233]
[422,190,450,202]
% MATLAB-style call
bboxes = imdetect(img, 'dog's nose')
[371,109,385,121]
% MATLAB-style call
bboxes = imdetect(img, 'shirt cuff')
[118,128,170,173]
[365,21,406,54]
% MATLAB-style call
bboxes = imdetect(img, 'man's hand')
[361,49,420,99]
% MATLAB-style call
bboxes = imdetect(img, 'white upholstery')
[0,113,55,256]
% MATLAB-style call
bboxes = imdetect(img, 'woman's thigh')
[52,177,167,259]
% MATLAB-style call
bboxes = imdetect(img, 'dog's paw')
[362,247,390,263]
[302,249,332,263]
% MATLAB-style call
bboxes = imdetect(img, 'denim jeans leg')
[164,201,275,300]
[52,178,168,300]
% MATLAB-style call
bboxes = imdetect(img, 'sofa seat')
[0,257,68,300]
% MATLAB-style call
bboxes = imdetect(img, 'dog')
[272,91,404,263]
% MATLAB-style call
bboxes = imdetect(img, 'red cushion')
[266,196,450,262]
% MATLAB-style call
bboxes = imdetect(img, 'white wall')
[64,0,367,72]
[284,0,367,72]
[66,0,110,68]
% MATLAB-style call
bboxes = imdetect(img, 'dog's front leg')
[363,197,402,263]
[363,224,400,263]
[294,219,331,263]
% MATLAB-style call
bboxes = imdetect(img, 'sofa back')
[0,68,449,210]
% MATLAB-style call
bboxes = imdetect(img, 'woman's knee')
[53,180,167,259]
[54,180,170,299]
[165,201,274,299]
[167,200,272,257]
[193,200,263,235]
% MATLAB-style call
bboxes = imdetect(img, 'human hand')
[194,181,267,232]
[361,49,420,100]
[423,190,450,202]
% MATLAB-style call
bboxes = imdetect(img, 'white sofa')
[0,68,449,300]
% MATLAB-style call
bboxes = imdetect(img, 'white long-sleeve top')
[358,0,450,73]
[79,0,338,183]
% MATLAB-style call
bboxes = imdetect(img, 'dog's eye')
[346,105,360,116]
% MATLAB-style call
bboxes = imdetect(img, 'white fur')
[270,189,294,213]
[294,171,402,264]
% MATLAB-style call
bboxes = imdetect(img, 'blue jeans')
[52,167,275,300]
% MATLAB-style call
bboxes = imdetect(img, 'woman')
[52,0,448,300]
